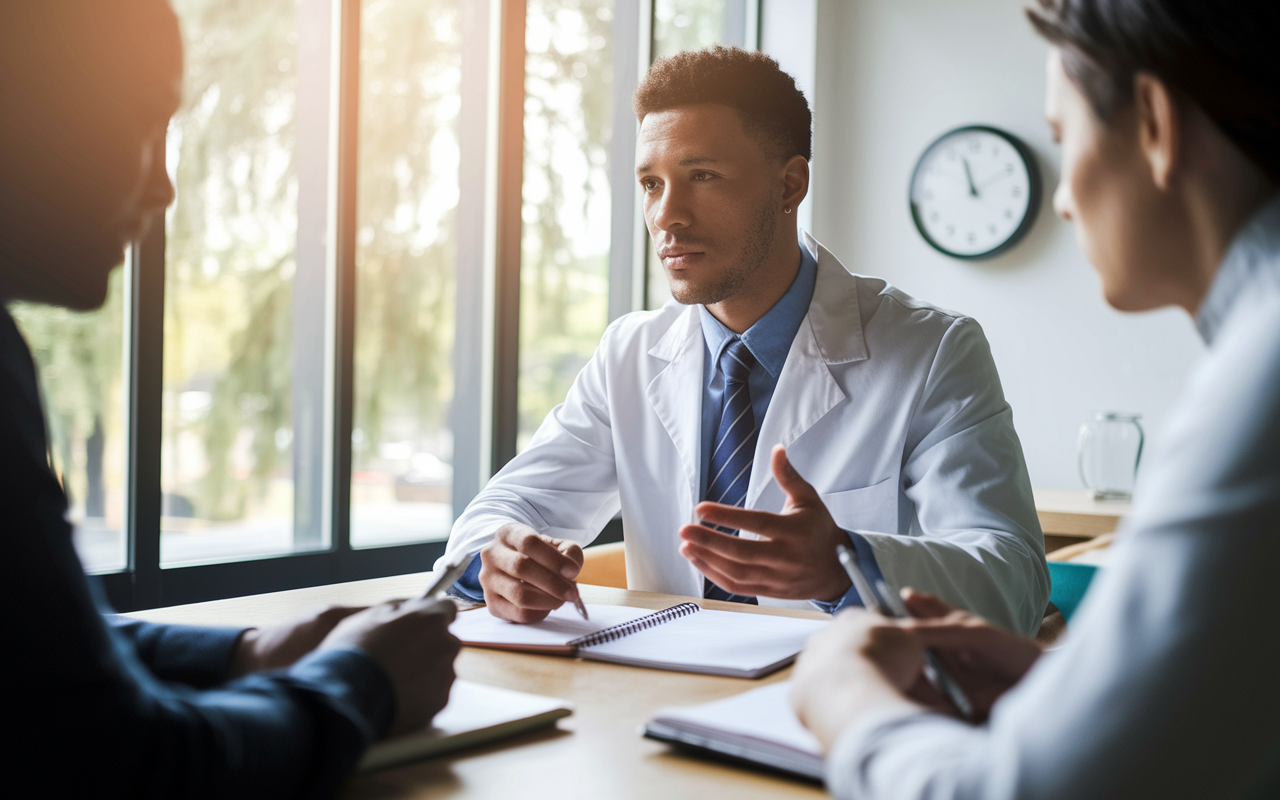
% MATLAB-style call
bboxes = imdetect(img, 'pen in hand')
[421,553,477,600]
[835,543,975,721]
[568,583,589,620]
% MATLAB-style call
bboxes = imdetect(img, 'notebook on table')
[643,681,823,781]
[451,602,828,679]
[358,681,573,772]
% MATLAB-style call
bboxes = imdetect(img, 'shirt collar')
[1196,193,1280,345]
[699,243,819,377]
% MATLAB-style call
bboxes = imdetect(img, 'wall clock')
[909,125,1041,260]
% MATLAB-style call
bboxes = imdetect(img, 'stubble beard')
[668,196,779,307]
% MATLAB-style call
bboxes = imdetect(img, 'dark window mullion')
[126,224,166,609]
[329,0,361,554]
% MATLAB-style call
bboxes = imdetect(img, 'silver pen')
[835,543,976,721]
[421,552,476,600]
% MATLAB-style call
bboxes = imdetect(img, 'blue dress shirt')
[696,245,880,613]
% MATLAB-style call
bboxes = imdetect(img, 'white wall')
[760,0,817,233]
[807,0,1205,489]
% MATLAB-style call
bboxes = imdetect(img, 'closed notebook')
[358,681,573,772]
[451,602,828,679]
[643,681,823,781]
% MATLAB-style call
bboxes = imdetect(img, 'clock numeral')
[924,190,933,201]
[946,224,955,236]
[969,139,981,152]
[1012,187,1022,198]
[930,211,940,222]
[967,232,976,244]
[1006,163,1014,174]
[1005,209,1013,219]
[989,224,997,235]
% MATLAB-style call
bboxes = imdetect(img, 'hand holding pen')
[475,523,589,624]
[835,543,976,721]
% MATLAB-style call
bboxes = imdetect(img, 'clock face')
[909,126,1041,259]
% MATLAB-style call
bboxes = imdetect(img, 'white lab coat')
[439,233,1049,635]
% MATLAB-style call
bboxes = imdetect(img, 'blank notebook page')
[451,604,654,648]
[583,608,828,673]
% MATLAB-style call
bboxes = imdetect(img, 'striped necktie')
[703,337,759,605]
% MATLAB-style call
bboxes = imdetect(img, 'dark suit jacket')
[1,307,394,798]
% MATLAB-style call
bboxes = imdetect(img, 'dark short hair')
[1028,0,1280,181]
[633,46,812,162]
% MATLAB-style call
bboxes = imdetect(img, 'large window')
[352,0,462,548]
[15,0,763,611]
[162,0,309,567]
[518,0,615,450]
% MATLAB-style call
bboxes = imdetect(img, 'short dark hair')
[633,46,812,162]
[1028,0,1280,181]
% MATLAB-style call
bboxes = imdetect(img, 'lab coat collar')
[745,233,867,507]
[646,232,869,511]
[646,304,705,511]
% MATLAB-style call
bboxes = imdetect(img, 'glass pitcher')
[1077,412,1144,500]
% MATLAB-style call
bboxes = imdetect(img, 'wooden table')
[129,576,829,800]
[1034,489,1130,554]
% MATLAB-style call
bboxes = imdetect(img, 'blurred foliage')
[518,0,614,444]
[652,0,729,60]
[10,270,126,518]
[164,0,300,521]
[354,0,460,465]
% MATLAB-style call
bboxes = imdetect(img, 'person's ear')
[1135,72,1180,191]
[780,154,809,214]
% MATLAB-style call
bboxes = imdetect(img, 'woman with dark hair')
[791,1,1280,797]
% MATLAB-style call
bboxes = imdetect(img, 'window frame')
[95,0,751,612]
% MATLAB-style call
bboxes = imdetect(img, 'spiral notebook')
[451,602,828,679]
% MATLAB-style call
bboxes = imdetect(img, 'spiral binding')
[568,602,700,649]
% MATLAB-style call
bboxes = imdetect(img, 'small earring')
[783,206,792,214]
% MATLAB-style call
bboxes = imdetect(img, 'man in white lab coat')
[438,46,1049,636]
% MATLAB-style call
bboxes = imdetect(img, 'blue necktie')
[703,338,759,605]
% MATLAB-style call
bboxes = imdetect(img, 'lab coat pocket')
[820,478,898,536]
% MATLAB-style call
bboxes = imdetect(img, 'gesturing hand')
[319,596,461,737]
[230,605,366,677]
[678,445,852,601]
[479,523,585,624]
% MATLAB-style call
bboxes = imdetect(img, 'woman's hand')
[791,590,1044,749]
[897,589,1043,720]
[791,609,929,750]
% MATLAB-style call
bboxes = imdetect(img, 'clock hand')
[962,158,979,197]
[978,169,1013,191]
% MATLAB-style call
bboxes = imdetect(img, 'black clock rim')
[908,124,1043,261]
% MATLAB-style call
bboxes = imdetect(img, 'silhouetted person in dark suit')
[0,3,459,796]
